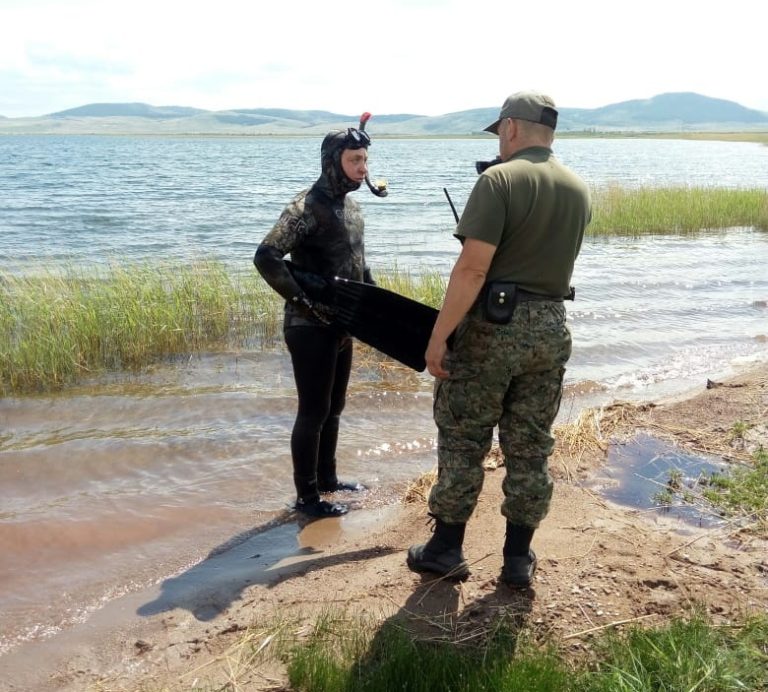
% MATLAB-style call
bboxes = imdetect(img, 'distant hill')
[559,93,768,129]
[1,93,767,135]
[50,102,208,119]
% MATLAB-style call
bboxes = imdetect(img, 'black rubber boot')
[294,498,348,517]
[407,517,469,582]
[318,479,367,493]
[317,454,367,493]
[501,523,537,588]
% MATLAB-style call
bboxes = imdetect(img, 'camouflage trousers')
[428,301,572,527]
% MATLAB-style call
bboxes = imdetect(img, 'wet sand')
[2,349,767,688]
[0,503,403,691]
[3,362,767,691]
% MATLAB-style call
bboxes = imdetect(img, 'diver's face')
[340,148,368,184]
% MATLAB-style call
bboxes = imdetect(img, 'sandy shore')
[2,362,767,692]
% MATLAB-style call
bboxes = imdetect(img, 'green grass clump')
[287,612,569,692]
[280,611,768,692]
[582,612,768,691]
[657,434,767,536]
[0,261,278,393]
[702,447,768,532]
[589,186,768,235]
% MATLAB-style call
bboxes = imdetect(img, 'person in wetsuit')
[254,126,381,518]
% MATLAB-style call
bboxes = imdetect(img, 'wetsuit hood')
[314,129,369,199]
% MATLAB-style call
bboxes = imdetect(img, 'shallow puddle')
[587,432,729,529]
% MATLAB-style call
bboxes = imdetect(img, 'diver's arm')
[253,244,303,302]
[254,203,309,301]
[254,244,332,323]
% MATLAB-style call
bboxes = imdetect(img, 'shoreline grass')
[286,611,768,692]
[559,131,768,145]
[205,608,768,691]
[2,185,766,394]
[588,186,768,235]
[0,261,446,394]
[0,261,277,393]
[6,132,767,145]
[658,445,768,537]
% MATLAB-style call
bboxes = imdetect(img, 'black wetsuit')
[254,133,373,504]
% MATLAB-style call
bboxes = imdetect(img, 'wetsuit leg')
[317,334,353,488]
[284,326,351,502]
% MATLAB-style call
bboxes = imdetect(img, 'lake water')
[1,135,767,670]
[3,136,768,272]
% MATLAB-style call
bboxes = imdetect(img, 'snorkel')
[358,112,388,197]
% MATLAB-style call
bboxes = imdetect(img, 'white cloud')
[1,0,766,118]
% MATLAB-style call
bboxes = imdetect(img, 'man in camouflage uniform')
[254,126,378,518]
[407,92,592,587]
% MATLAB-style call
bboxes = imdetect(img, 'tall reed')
[589,186,768,235]
[0,261,277,393]
[3,184,766,393]
[374,267,446,308]
[0,262,444,394]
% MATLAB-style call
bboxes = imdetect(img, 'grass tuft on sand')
[215,608,768,692]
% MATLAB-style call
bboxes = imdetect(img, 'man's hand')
[291,291,334,325]
[425,334,449,378]
[425,238,495,379]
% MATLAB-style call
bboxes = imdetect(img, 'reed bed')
[588,185,768,235]
[0,261,276,393]
[0,262,444,394]
[3,185,766,393]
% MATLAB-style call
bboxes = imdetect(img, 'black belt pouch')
[483,281,518,324]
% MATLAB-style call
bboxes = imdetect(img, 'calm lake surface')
[1,135,767,667]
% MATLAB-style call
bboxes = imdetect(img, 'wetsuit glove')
[291,291,334,325]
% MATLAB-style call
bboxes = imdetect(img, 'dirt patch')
[26,365,768,691]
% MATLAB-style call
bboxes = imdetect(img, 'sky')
[1,0,765,119]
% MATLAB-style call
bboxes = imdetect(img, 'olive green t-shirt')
[456,146,591,296]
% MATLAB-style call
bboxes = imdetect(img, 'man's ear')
[504,118,518,142]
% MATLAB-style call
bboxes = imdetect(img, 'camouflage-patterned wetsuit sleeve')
[254,184,368,318]
[253,190,313,302]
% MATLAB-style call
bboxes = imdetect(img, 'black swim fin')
[331,278,439,371]
[284,261,440,371]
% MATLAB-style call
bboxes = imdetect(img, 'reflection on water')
[568,230,768,396]
[587,433,728,529]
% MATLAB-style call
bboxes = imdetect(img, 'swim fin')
[285,262,440,372]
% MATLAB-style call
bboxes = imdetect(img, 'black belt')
[474,282,575,325]
[481,284,575,303]
[516,286,575,303]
